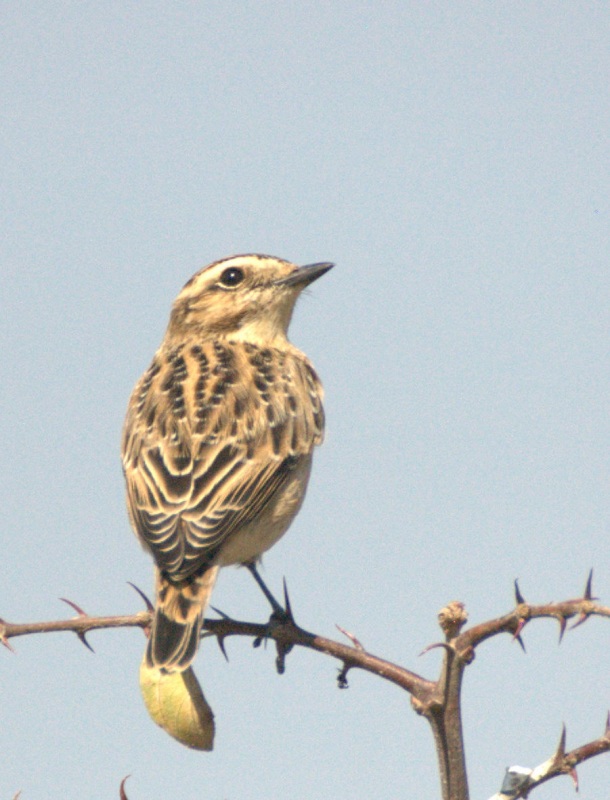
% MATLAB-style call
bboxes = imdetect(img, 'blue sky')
[1,4,609,798]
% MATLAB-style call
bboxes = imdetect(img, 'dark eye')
[218,267,245,288]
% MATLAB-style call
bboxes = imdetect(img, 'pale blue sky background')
[1,3,609,799]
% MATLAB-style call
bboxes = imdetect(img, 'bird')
[122,254,333,676]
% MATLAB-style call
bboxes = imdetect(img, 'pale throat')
[228,303,296,346]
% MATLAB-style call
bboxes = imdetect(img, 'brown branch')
[207,615,435,697]
[0,610,433,699]
[0,611,150,642]
[506,718,610,798]
[458,600,610,650]
[2,577,609,800]
[6,599,606,684]
[455,572,610,658]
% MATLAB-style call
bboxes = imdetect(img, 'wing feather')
[122,341,323,581]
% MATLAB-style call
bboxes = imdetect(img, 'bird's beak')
[274,262,334,288]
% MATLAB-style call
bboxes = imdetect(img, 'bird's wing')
[125,438,302,579]
[122,344,324,581]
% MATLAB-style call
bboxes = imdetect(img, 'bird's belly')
[214,457,312,566]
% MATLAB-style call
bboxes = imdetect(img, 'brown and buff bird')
[122,254,332,691]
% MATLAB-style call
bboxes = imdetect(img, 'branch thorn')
[59,598,88,617]
[419,641,452,657]
[512,619,527,651]
[336,624,365,651]
[0,618,15,652]
[216,635,229,662]
[570,610,591,631]
[77,631,95,653]
[119,775,130,800]
[569,569,598,631]
[514,579,526,605]
[59,598,95,652]
[282,578,294,623]
[127,582,153,612]
[557,614,567,644]
[210,605,231,621]
[583,569,595,601]
[555,722,567,761]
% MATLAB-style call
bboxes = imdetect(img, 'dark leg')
[245,562,290,619]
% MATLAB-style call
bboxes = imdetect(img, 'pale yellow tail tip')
[139,659,215,751]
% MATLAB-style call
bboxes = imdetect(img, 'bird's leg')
[245,562,291,621]
[245,561,295,672]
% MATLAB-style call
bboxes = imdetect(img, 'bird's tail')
[147,566,219,672]
[139,659,215,750]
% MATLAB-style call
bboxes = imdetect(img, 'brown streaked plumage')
[122,254,332,672]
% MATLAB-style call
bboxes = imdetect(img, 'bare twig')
[0,608,432,697]
[1,577,608,800]
[511,717,610,798]
[456,574,610,659]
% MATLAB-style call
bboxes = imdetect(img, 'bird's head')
[166,254,333,345]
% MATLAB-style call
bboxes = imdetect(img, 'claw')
[127,582,153,612]
[336,624,365,652]
[337,663,350,688]
[244,566,295,671]
[274,639,293,675]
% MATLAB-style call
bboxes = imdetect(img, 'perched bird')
[122,254,332,676]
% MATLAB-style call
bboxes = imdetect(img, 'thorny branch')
[514,718,610,797]
[2,574,609,800]
[489,719,610,799]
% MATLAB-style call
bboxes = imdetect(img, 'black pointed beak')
[274,262,334,288]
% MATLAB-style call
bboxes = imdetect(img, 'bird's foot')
[245,562,295,624]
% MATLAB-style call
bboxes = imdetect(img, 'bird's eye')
[218,267,245,288]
